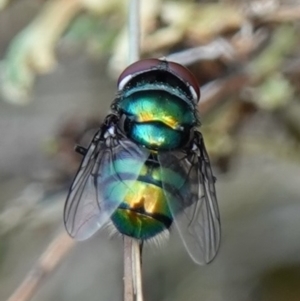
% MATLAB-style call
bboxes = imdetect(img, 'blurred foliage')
[1,0,300,168]
[256,266,300,301]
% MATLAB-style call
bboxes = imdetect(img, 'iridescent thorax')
[113,61,200,151]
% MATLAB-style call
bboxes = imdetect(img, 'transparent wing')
[64,128,149,240]
[64,130,101,240]
[158,133,220,264]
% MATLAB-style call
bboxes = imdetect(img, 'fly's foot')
[75,145,87,156]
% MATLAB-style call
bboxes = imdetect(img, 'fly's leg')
[74,145,88,156]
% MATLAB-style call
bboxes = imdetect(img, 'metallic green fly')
[64,58,221,264]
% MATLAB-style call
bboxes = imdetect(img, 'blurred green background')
[1,1,300,301]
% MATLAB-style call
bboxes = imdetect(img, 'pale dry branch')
[6,232,75,301]
[123,1,144,300]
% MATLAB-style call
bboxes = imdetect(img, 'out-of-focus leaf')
[249,25,297,78]
[0,0,10,10]
[0,0,81,104]
[252,74,294,110]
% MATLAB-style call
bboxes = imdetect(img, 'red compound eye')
[117,58,200,103]
[166,61,200,101]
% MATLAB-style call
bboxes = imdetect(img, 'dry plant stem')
[128,0,140,64]
[124,236,134,301]
[123,1,144,301]
[165,38,236,66]
[132,241,143,301]
[6,232,75,301]
[123,238,143,301]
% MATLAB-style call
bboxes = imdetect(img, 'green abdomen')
[111,163,172,240]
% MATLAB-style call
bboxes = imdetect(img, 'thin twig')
[128,0,140,64]
[124,238,143,301]
[132,241,143,301]
[124,236,134,301]
[6,232,75,301]
[123,1,144,301]
[165,38,236,65]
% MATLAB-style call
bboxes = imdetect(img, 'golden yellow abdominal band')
[138,111,179,130]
